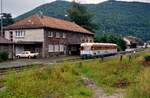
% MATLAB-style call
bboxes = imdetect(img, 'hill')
[15,0,150,41]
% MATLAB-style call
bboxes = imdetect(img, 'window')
[48,44,65,52]
[60,33,63,38]
[60,45,64,52]
[80,46,84,50]
[56,32,60,38]
[58,33,66,38]
[48,31,53,37]
[63,33,66,38]
[82,39,85,43]
[54,45,59,52]
[86,39,88,42]
[48,44,54,52]
[16,30,25,37]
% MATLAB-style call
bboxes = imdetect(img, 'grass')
[0,51,150,98]
[0,65,92,98]
[126,67,150,98]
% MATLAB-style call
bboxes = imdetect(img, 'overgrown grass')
[0,65,92,98]
[126,67,150,98]
[0,51,150,98]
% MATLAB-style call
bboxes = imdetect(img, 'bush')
[144,56,150,62]
[0,52,9,62]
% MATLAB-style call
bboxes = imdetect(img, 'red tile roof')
[5,15,94,35]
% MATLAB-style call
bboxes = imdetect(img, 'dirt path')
[82,77,125,98]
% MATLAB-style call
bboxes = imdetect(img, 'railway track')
[0,56,132,75]
[0,64,43,75]
[0,48,146,75]
[0,67,28,75]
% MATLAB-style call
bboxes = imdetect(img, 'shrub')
[0,52,9,62]
[144,56,150,62]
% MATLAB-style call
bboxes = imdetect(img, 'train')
[80,43,118,59]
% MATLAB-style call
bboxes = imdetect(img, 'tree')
[94,33,126,51]
[0,13,14,27]
[67,2,98,32]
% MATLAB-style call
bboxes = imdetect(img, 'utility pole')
[0,0,3,36]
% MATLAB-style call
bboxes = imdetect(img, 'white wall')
[5,29,44,42]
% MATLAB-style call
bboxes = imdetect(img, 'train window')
[99,46,102,50]
[86,39,88,42]
[91,46,94,50]
[80,46,84,50]
[82,39,85,43]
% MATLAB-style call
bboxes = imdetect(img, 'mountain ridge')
[15,0,150,41]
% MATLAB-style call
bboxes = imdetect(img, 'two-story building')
[4,15,94,58]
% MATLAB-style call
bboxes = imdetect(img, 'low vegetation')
[0,52,9,62]
[0,64,92,98]
[144,55,150,62]
[127,67,150,98]
[0,51,150,98]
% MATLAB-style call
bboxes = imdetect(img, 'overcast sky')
[1,0,150,17]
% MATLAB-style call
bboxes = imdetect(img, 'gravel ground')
[0,56,79,69]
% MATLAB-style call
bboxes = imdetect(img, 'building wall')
[42,28,94,57]
[5,29,44,42]
[4,28,94,58]
[0,44,13,59]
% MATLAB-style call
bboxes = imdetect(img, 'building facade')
[4,15,94,58]
[0,37,14,59]
[123,36,144,49]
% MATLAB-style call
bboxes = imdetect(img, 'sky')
[1,0,150,17]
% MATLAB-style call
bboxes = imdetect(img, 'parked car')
[16,51,39,58]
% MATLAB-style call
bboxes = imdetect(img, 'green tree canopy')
[94,33,126,51]
[0,13,14,27]
[67,2,98,32]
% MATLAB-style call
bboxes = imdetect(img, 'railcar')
[80,43,118,59]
